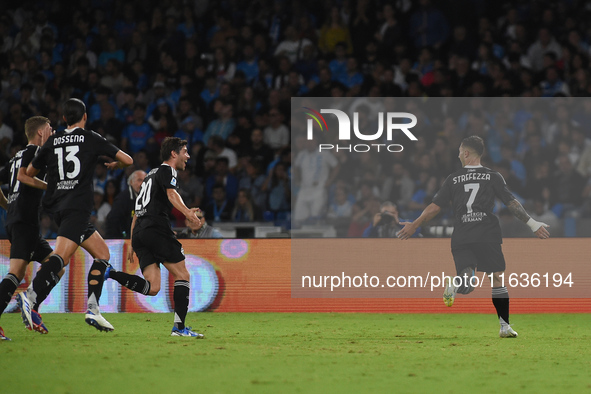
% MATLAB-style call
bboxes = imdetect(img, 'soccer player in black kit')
[22,99,133,332]
[0,116,61,340]
[398,136,550,338]
[104,137,204,337]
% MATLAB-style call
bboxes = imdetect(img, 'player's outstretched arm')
[166,188,201,226]
[506,199,550,239]
[17,167,47,190]
[397,203,441,240]
[105,150,134,171]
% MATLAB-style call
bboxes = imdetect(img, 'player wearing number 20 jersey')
[105,137,205,337]
[134,164,178,234]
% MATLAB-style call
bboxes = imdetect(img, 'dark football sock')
[492,286,510,324]
[0,274,19,317]
[30,255,64,306]
[173,280,190,330]
[87,259,109,311]
[33,274,61,312]
[108,269,151,295]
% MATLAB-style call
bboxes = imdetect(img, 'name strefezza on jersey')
[459,169,493,223]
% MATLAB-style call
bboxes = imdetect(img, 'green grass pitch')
[1,313,590,393]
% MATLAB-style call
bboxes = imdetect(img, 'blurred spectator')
[527,27,562,72]
[245,128,275,169]
[90,102,123,143]
[177,167,203,209]
[409,0,449,49]
[90,187,111,235]
[347,197,380,237]
[105,169,146,239]
[318,6,353,54]
[327,185,353,219]
[121,103,155,154]
[381,163,414,210]
[206,157,239,205]
[98,36,125,70]
[363,201,420,238]
[239,159,266,211]
[205,183,233,222]
[274,25,312,63]
[93,163,112,192]
[232,189,260,222]
[40,212,57,239]
[203,100,235,145]
[551,155,586,216]
[293,139,338,224]
[529,198,561,233]
[209,135,237,170]
[263,108,289,151]
[263,161,291,217]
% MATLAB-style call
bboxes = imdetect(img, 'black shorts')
[6,222,53,262]
[132,226,185,271]
[53,210,96,245]
[451,243,506,274]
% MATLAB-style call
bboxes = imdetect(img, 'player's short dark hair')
[63,98,86,126]
[24,116,49,140]
[161,137,187,161]
[461,135,485,157]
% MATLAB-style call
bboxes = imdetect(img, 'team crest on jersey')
[171,177,177,187]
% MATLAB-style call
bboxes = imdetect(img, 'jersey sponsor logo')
[57,180,80,190]
[7,193,19,204]
[461,212,487,223]
[452,172,491,184]
[170,177,177,187]
[53,135,85,145]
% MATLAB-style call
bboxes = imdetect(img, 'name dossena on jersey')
[53,135,85,145]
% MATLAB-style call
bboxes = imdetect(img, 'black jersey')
[0,145,46,226]
[31,127,119,214]
[134,164,178,232]
[432,165,515,247]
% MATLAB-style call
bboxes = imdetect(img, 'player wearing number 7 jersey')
[397,136,550,338]
[24,98,133,332]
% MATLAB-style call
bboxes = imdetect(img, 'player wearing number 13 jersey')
[23,99,133,333]
[104,137,205,337]
[397,136,550,338]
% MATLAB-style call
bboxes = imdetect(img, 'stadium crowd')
[1,0,591,237]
